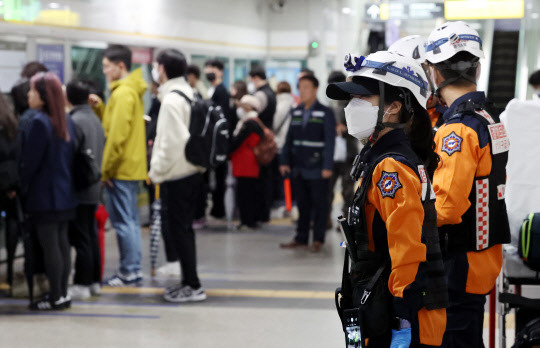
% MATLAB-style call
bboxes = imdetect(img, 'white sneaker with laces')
[69,285,91,300]
[163,286,207,303]
[156,262,181,277]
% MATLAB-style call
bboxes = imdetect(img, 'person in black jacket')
[66,79,105,300]
[0,94,21,290]
[21,72,77,310]
[204,59,230,219]
[249,66,277,223]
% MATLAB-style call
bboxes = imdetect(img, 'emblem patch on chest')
[377,171,403,199]
[441,131,463,156]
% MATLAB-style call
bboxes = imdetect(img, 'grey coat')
[70,105,105,204]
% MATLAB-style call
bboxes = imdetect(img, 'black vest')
[438,101,511,254]
[347,144,448,311]
[257,83,276,129]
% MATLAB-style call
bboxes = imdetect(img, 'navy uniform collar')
[300,99,320,111]
[362,129,410,164]
[443,91,486,121]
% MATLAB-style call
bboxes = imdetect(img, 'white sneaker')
[163,286,207,303]
[156,262,181,277]
[69,285,91,300]
[90,283,101,296]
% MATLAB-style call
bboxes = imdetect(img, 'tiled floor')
[0,212,531,347]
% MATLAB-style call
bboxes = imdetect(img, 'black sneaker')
[30,295,71,311]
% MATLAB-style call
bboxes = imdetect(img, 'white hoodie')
[149,77,205,184]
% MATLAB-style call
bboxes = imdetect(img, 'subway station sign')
[445,0,524,20]
[365,2,445,21]
[366,1,524,21]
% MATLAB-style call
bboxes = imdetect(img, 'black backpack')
[518,213,540,272]
[172,90,229,169]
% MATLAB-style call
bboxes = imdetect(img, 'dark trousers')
[210,163,227,218]
[329,161,355,218]
[257,165,273,223]
[293,176,330,244]
[159,185,178,263]
[236,178,258,227]
[441,290,486,348]
[69,204,101,285]
[163,173,202,289]
[35,221,70,301]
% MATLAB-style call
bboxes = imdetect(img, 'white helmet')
[425,21,484,64]
[388,35,427,64]
[327,50,430,109]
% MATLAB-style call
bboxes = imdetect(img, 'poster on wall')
[37,44,65,82]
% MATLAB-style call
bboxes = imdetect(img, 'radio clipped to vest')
[335,148,448,347]
[439,101,511,254]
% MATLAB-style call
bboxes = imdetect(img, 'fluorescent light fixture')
[342,7,352,15]
[531,12,539,19]
[49,2,61,9]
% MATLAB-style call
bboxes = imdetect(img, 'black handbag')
[72,127,101,190]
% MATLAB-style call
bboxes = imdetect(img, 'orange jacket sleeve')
[433,123,492,227]
[368,157,446,346]
[368,157,426,300]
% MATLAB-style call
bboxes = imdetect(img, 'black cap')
[326,76,380,100]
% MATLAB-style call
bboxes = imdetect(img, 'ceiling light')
[49,2,61,9]
[342,7,352,15]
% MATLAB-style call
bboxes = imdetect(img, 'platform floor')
[0,213,527,347]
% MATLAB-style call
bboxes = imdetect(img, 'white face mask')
[344,98,380,140]
[237,107,248,120]
[151,66,160,84]
[247,82,256,94]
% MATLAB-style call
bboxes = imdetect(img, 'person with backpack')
[426,21,511,347]
[229,95,267,229]
[279,74,336,253]
[66,79,105,300]
[327,51,447,347]
[148,48,207,303]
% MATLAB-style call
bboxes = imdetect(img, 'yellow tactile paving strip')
[101,286,335,299]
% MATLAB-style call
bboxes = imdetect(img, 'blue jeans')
[106,180,142,277]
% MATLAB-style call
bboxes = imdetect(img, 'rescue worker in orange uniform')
[388,35,447,131]
[426,21,511,347]
[328,51,447,347]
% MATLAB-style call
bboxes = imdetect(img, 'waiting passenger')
[21,72,77,310]
[249,66,277,224]
[272,81,296,206]
[66,79,105,300]
[10,62,48,145]
[89,45,148,287]
[203,59,229,220]
[186,64,207,100]
[149,49,207,303]
[229,95,265,229]
[279,74,335,252]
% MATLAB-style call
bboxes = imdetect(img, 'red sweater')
[231,133,261,178]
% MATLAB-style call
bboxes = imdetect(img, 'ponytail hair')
[30,72,69,141]
[384,85,440,179]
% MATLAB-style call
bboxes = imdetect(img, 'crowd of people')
[1,19,540,348]
[0,42,358,309]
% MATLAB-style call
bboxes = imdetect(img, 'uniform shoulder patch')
[377,171,403,199]
[441,131,463,156]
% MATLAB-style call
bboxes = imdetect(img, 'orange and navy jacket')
[433,91,504,295]
[428,104,448,130]
[358,129,446,346]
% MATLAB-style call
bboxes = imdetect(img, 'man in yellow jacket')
[90,45,148,286]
